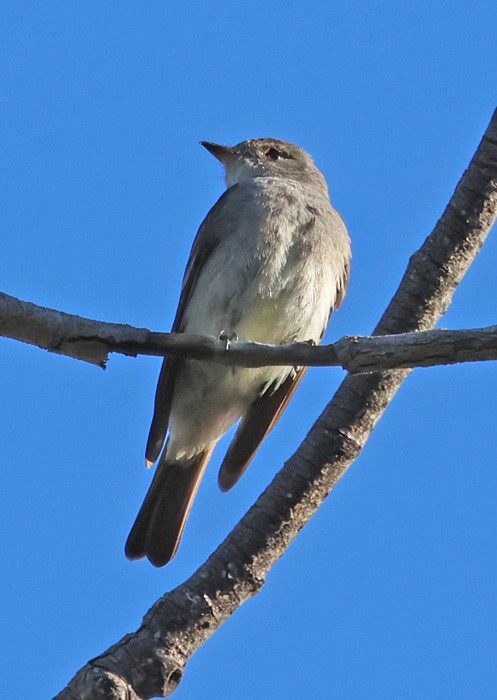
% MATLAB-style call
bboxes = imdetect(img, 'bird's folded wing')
[217,367,306,491]
[145,185,242,464]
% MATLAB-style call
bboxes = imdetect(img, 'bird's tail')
[125,448,212,567]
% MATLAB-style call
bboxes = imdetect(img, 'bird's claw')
[219,330,238,349]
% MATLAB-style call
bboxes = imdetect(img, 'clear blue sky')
[1,3,496,699]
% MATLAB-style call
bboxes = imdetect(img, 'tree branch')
[2,291,497,374]
[51,107,497,699]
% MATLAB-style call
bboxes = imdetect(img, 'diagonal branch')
[2,291,497,373]
[52,107,497,699]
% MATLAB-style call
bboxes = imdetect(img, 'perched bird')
[125,138,350,567]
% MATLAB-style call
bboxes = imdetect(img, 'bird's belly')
[168,238,336,460]
[166,360,283,461]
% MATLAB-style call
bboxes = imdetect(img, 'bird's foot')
[219,330,238,349]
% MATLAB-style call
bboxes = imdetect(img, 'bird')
[125,138,351,567]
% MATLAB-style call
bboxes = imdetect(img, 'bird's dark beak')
[200,141,236,163]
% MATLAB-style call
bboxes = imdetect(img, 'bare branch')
[52,107,497,699]
[0,292,150,367]
[333,325,497,372]
[2,291,497,374]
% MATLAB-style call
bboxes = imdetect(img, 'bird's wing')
[145,185,241,465]
[334,258,350,310]
[217,367,307,491]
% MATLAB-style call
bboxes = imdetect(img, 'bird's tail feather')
[125,448,212,567]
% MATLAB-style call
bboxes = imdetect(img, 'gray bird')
[125,138,351,567]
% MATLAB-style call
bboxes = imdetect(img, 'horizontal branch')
[1,291,497,373]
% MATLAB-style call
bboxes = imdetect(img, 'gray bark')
[2,292,497,374]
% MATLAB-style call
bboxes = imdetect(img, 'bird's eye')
[265,147,282,160]
[265,147,293,161]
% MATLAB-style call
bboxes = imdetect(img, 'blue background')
[1,3,496,698]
